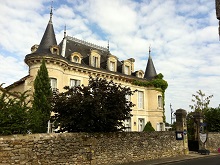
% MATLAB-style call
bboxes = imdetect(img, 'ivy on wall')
[132,73,168,122]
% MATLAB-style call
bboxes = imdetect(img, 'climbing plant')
[132,73,168,122]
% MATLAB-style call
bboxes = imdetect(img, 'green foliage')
[132,73,168,92]
[189,90,213,113]
[52,76,135,133]
[0,89,31,135]
[204,107,220,132]
[31,59,52,133]
[186,112,196,140]
[132,73,168,122]
[143,121,155,132]
[187,90,214,139]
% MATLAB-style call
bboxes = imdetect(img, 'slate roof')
[144,54,157,80]
[35,9,57,54]
[59,36,123,70]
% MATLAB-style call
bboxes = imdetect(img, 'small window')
[73,56,79,63]
[92,56,98,67]
[158,95,163,108]
[50,78,57,92]
[70,79,80,88]
[138,91,144,109]
[124,118,131,132]
[110,61,115,71]
[138,118,145,131]
[124,65,129,75]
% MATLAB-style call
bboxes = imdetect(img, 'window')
[110,61,115,71]
[138,91,144,109]
[73,56,79,63]
[50,78,57,92]
[92,56,98,67]
[124,118,131,132]
[158,95,163,108]
[138,118,145,131]
[70,79,80,88]
[124,65,129,75]
[157,122,165,131]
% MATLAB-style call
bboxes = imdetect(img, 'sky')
[0,0,219,123]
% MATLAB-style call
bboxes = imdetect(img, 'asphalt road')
[165,155,220,165]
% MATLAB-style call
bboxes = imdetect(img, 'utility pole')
[170,103,174,125]
[216,0,220,39]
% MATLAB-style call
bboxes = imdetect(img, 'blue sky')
[0,0,219,123]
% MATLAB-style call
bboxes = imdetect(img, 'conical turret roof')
[144,50,157,80]
[35,9,57,54]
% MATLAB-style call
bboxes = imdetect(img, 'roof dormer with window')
[50,45,60,55]
[135,70,144,78]
[71,52,82,64]
[89,50,100,68]
[122,60,132,75]
[107,54,117,72]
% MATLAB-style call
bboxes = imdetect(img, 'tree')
[189,90,213,113]
[52,76,135,132]
[204,106,220,132]
[143,121,155,132]
[30,59,52,133]
[0,88,31,135]
[188,90,213,140]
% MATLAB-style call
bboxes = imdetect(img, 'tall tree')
[0,87,31,135]
[31,59,52,133]
[52,76,135,132]
[187,90,213,140]
[189,90,213,113]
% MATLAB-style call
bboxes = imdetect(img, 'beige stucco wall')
[13,55,164,132]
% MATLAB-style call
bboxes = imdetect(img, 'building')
[7,9,166,132]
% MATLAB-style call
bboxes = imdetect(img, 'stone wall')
[0,132,185,165]
[206,132,220,152]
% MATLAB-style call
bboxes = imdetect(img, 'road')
[121,154,220,165]
[165,155,220,165]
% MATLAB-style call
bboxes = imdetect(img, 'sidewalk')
[120,152,219,165]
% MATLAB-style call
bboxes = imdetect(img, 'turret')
[35,7,58,54]
[144,47,157,80]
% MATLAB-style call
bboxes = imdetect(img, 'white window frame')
[138,91,144,109]
[124,65,130,75]
[138,118,145,132]
[50,78,57,92]
[92,56,98,67]
[70,79,80,88]
[124,118,131,132]
[110,61,115,71]
[158,95,163,108]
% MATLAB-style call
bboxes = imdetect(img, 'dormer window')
[107,54,117,72]
[124,65,130,75]
[92,56,98,67]
[122,60,132,75]
[73,56,79,63]
[31,44,39,53]
[135,70,144,78]
[50,45,59,55]
[110,61,115,71]
[90,50,100,68]
[71,52,82,64]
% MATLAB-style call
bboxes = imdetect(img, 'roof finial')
[149,44,151,57]
[49,1,53,23]
[64,24,66,38]
[107,40,110,52]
